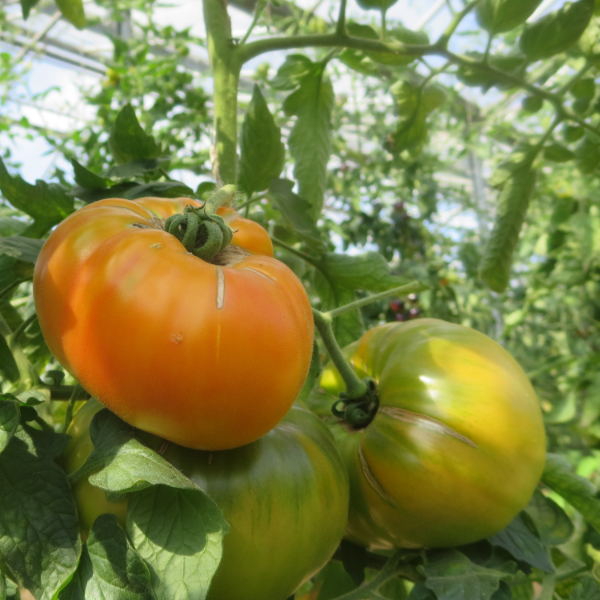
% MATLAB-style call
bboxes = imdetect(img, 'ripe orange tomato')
[34,197,313,450]
[320,319,546,549]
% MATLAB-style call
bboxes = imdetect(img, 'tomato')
[63,400,349,600]
[319,318,546,550]
[34,197,314,450]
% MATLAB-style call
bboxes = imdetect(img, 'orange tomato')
[34,197,313,450]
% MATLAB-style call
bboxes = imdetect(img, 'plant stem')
[271,236,322,269]
[312,309,368,400]
[435,0,483,48]
[0,280,23,303]
[204,0,242,185]
[380,9,387,39]
[327,281,424,319]
[11,314,37,345]
[61,383,83,434]
[336,0,347,37]
[240,0,266,45]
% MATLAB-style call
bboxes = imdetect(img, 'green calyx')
[332,378,380,429]
[164,205,233,261]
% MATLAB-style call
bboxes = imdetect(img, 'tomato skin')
[63,400,349,600]
[34,197,313,450]
[320,318,546,550]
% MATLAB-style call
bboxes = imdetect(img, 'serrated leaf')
[270,54,314,91]
[544,143,575,163]
[0,237,44,264]
[59,514,156,600]
[542,453,600,534]
[524,489,574,546]
[0,424,79,600]
[71,159,111,190]
[71,410,199,493]
[267,179,322,245]
[128,486,228,600]
[476,0,544,33]
[422,549,514,600]
[0,158,73,230]
[519,0,595,60]
[489,513,554,572]
[109,104,162,165]
[0,397,19,453]
[55,0,85,28]
[105,158,170,180]
[479,168,537,293]
[238,85,285,196]
[283,61,333,220]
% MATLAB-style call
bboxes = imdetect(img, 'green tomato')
[63,400,349,600]
[320,319,546,550]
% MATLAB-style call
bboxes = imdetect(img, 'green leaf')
[309,561,357,600]
[105,158,169,180]
[70,181,193,203]
[196,181,216,197]
[238,85,285,196]
[488,513,553,572]
[521,95,543,113]
[476,0,544,33]
[422,549,515,600]
[524,489,574,546]
[0,237,44,264]
[356,0,398,11]
[59,514,156,600]
[71,159,111,190]
[409,583,437,599]
[542,453,600,534]
[479,168,537,293]
[363,25,429,66]
[570,576,600,600]
[575,136,600,173]
[543,143,575,163]
[108,104,162,165]
[0,424,80,600]
[564,125,585,142]
[19,0,41,19]
[571,77,596,99]
[316,251,408,292]
[0,397,19,453]
[270,54,314,91]
[55,0,86,28]
[519,0,595,60]
[489,144,537,188]
[339,540,367,586]
[71,409,200,493]
[283,61,334,220]
[267,179,322,245]
[128,486,228,600]
[0,334,19,383]
[0,158,74,231]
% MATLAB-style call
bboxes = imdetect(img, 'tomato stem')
[312,309,368,401]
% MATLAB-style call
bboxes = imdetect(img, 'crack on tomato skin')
[216,266,225,309]
[358,444,397,506]
[379,407,478,448]
[211,244,250,266]
[243,268,276,284]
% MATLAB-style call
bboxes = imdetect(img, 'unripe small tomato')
[63,400,349,600]
[321,319,546,550]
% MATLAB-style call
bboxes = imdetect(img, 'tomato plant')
[33,196,314,450]
[63,399,349,600]
[318,319,547,549]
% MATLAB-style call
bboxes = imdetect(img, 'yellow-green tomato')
[63,400,349,600]
[320,319,546,550]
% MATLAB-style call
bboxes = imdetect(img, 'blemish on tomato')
[170,332,184,344]
[149,243,162,249]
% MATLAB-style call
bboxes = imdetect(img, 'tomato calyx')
[164,204,234,261]
[332,377,380,429]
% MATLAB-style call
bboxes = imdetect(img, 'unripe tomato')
[320,319,546,549]
[63,400,349,600]
[34,197,314,450]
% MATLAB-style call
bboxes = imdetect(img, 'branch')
[336,0,347,36]
[435,0,483,48]
[236,32,438,64]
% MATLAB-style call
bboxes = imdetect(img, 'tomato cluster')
[34,197,546,600]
